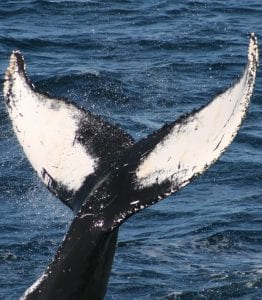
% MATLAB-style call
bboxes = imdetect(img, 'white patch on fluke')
[136,34,258,189]
[4,52,97,192]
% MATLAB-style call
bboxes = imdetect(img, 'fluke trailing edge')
[3,34,258,299]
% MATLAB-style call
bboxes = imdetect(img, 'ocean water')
[0,1,261,299]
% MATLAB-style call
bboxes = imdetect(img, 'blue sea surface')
[0,1,261,299]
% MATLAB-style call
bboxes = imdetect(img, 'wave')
[164,277,262,299]
[237,132,262,149]
[0,35,104,51]
[33,72,141,116]
[195,229,262,251]
[0,6,35,18]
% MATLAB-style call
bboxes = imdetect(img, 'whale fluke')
[4,51,133,211]
[3,34,258,299]
[110,33,259,226]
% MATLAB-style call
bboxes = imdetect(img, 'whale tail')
[4,34,258,299]
[4,50,134,212]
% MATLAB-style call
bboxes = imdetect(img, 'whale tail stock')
[3,34,258,299]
